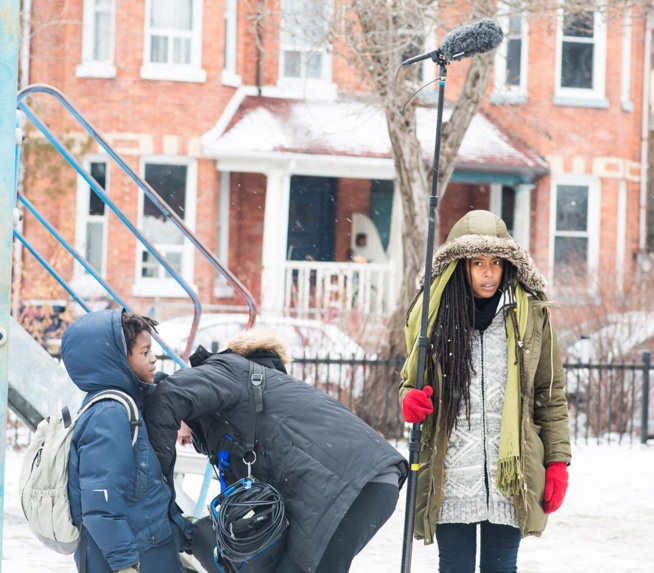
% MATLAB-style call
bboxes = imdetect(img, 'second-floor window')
[555,4,607,103]
[141,0,206,82]
[494,1,528,98]
[222,0,240,85]
[280,0,331,83]
[77,0,116,78]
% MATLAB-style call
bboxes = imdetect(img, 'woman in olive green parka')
[400,210,571,573]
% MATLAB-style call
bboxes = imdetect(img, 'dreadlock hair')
[121,312,159,354]
[427,258,518,437]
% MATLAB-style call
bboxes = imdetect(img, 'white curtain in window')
[151,0,193,31]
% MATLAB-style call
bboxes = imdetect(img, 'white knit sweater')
[437,309,518,527]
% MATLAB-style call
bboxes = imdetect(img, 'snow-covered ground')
[3,441,654,572]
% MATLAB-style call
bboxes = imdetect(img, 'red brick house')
[15,1,654,337]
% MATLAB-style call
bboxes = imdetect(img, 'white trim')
[616,180,627,294]
[73,155,110,297]
[513,183,533,251]
[554,5,607,104]
[221,69,242,87]
[260,170,291,311]
[141,0,205,83]
[77,0,116,77]
[489,183,502,216]
[223,0,239,77]
[133,156,198,298]
[213,152,396,180]
[549,175,601,290]
[621,7,633,112]
[76,61,116,79]
[140,65,207,83]
[492,3,529,101]
[201,86,254,147]
[214,171,235,298]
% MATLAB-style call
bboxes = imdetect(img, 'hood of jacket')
[61,309,146,401]
[225,328,291,372]
[420,210,547,294]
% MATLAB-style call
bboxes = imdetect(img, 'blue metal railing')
[17,84,257,361]
[13,84,259,517]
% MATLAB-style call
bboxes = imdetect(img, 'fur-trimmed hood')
[225,328,292,366]
[420,210,547,294]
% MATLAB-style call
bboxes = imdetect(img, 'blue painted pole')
[0,1,21,570]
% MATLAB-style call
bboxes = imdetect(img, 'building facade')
[15,0,654,338]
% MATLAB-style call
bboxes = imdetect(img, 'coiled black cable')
[213,479,288,566]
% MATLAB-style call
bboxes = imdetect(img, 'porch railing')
[282,261,394,315]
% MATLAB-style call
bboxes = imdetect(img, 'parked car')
[153,313,367,398]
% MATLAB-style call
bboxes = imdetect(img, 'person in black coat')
[143,329,408,573]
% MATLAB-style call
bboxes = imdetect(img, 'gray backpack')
[19,390,139,554]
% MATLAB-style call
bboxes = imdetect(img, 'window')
[490,184,515,235]
[279,0,332,83]
[370,180,394,251]
[135,159,197,296]
[492,1,528,102]
[555,3,607,106]
[76,0,116,78]
[74,159,109,293]
[222,0,241,86]
[141,0,206,83]
[550,178,600,288]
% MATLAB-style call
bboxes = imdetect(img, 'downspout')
[639,8,652,252]
[256,0,264,95]
[13,0,32,318]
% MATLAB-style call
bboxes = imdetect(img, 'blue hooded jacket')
[63,309,190,573]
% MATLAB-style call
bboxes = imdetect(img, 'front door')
[287,176,336,261]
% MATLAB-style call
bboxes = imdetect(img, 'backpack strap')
[245,361,265,456]
[78,390,141,446]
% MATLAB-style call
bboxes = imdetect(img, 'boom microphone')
[402,19,503,66]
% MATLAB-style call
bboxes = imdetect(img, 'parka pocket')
[522,421,547,534]
[129,436,149,500]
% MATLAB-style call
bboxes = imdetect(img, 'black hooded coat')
[143,335,408,573]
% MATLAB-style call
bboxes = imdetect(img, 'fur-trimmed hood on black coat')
[143,329,408,573]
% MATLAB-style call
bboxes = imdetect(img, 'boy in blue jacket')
[62,309,193,573]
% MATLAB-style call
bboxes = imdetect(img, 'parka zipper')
[480,331,490,509]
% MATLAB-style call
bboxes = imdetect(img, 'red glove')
[402,386,434,423]
[543,462,568,514]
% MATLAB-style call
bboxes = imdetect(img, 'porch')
[283,260,394,316]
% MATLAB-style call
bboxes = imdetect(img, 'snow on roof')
[203,95,548,177]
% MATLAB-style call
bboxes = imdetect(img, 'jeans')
[436,521,521,573]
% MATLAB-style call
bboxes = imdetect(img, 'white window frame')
[492,2,529,104]
[76,0,117,78]
[72,155,110,297]
[549,175,601,292]
[221,0,241,87]
[140,0,206,83]
[277,0,334,93]
[133,156,198,298]
[554,3,608,108]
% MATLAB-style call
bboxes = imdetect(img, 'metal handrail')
[18,84,257,338]
[13,205,186,369]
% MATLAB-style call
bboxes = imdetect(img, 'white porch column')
[260,169,291,312]
[513,183,534,250]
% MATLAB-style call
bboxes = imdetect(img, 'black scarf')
[468,288,502,332]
